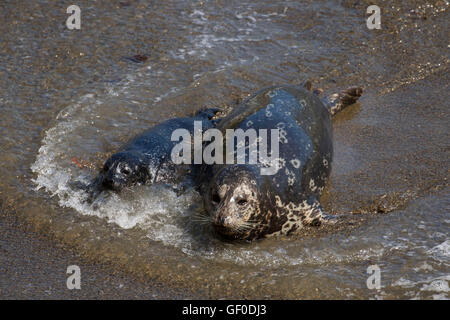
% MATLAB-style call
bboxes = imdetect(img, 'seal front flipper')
[193,107,221,119]
[301,80,323,95]
[68,176,106,205]
[325,86,363,116]
[171,179,193,196]
[302,200,338,227]
[302,80,313,91]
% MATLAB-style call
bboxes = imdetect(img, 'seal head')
[100,151,149,191]
[206,166,263,240]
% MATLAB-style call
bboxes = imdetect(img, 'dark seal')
[196,83,362,240]
[89,108,218,195]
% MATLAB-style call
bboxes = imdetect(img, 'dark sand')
[0,203,197,299]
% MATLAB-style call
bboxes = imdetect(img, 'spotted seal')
[196,83,362,240]
[88,108,218,196]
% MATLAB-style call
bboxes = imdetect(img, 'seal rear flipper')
[325,86,363,116]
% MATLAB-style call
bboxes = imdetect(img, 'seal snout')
[213,213,236,231]
[212,216,244,240]
[210,198,248,239]
[101,175,123,191]
[209,190,259,240]
[97,151,150,193]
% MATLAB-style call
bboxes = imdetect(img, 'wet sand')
[0,202,198,299]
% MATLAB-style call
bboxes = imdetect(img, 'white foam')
[392,275,450,299]
[428,240,450,258]
[31,95,197,234]
[421,278,449,293]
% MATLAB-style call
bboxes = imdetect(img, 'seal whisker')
[191,212,215,225]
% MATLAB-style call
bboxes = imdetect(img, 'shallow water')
[0,0,448,298]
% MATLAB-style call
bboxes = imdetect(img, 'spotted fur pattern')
[198,84,361,241]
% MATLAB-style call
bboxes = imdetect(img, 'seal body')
[93,109,217,193]
[197,85,361,240]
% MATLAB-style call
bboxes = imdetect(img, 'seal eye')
[121,167,131,176]
[237,199,248,206]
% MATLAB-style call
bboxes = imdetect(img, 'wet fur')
[197,84,362,240]
[87,109,219,200]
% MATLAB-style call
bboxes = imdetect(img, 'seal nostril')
[212,193,220,204]
[102,178,113,189]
